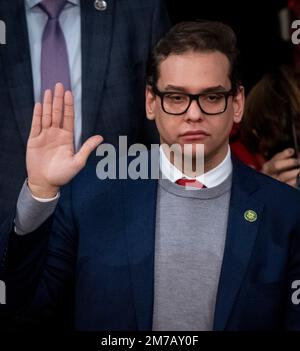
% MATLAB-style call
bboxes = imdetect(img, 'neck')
[203,146,229,173]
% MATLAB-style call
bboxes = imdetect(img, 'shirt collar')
[26,0,79,10]
[160,145,232,188]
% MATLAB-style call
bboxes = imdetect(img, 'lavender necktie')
[39,0,71,98]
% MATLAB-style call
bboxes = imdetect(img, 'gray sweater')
[152,175,232,331]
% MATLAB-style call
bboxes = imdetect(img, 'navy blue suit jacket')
[5,155,300,330]
[0,0,170,256]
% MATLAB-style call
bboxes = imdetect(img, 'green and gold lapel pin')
[244,210,257,223]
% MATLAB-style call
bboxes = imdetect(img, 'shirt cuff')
[31,190,60,203]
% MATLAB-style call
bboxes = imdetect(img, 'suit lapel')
[213,158,264,330]
[0,0,115,143]
[80,0,115,141]
[123,177,158,331]
[0,0,34,145]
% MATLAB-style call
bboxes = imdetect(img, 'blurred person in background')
[0,0,169,329]
[231,65,300,188]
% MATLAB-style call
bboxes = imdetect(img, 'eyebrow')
[164,85,228,93]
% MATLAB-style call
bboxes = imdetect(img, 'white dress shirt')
[25,0,82,150]
[160,145,232,188]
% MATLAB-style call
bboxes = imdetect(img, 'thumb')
[74,135,103,169]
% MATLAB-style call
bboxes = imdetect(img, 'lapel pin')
[244,210,257,223]
[94,0,107,11]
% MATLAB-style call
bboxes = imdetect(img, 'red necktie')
[176,178,207,189]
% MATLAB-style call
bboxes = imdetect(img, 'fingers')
[41,84,74,132]
[271,157,299,174]
[277,168,300,184]
[63,90,74,133]
[262,153,300,176]
[282,170,300,188]
[286,178,299,187]
[262,148,300,188]
[29,102,42,139]
[74,135,104,169]
[52,83,65,128]
[271,148,295,161]
[42,90,52,129]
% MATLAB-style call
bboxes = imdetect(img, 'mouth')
[179,130,210,141]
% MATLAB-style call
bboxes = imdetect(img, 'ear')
[232,86,245,123]
[145,85,156,120]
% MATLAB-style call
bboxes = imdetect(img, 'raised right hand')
[27,83,103,198]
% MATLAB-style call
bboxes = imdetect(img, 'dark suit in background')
[0,0,169,325]
[0,0,169,249]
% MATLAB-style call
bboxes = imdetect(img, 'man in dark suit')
[0,0,170,252]
[4,21,300,330]
[0,0,169,329]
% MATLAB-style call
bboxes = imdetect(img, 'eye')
[204,94,223,102]
[165,94,188,103]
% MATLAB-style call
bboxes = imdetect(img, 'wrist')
[27,180,59,199]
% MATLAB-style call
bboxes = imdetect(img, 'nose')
[184,99,205,122]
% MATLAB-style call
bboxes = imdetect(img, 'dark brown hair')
[147,20,241,94]
[240,66,300,159]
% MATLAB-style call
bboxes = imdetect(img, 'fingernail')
[289,148,295,155]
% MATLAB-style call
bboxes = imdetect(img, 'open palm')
[27,83,103,197]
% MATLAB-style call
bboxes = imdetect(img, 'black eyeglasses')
[152,85,234,116]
